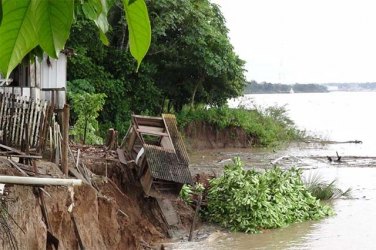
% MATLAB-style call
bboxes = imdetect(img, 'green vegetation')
[205,158,333,233]
[244,81,328,94]
[0,0,151,77]
[177,105,302,146]
[66,0,245,137]
[70,92,106,145]
[304,172,352,200]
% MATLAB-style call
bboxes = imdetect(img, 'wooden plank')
[28,100,36,146]
[11,96,20,144]
[0,143,27,155]
[18,96,27,145]
[32,99,42,147]
[116,148,128,165]
[61,104,69,175]
[30,99,39,146]
[35,101,47,146]
[3,95,9,144]
[136,128,168,137]
[7,159,28,176]
[14,96,22,146]
[9,155,42,159]
[0,93,5,130]
[156,198,179,226]
[140,168,153,196]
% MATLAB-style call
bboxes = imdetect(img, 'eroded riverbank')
[167,140,376,250]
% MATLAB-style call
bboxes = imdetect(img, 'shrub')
[205,158,333,233]
[177,105,302,147]
[70,92,106,144]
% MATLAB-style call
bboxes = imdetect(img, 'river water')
[171,92,376,250]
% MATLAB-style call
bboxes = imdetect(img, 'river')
[171,92,376,250]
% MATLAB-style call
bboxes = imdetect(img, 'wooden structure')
[0,93,53,151]
[0,53,67,109]
[121,114,192,198]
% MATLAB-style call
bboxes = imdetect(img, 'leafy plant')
[70,92,106,145]
[0,0,151,77]
[304,172,352,200]
[180,184,193,204]
[180,183,205,205]
[205,158,333,233]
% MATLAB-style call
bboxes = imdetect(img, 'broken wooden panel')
[162,114,190,166]
[143,144,192,185]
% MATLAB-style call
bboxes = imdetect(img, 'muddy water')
[171,92,376,250]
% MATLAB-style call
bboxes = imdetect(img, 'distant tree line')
[244,81,328,94]
[324,83,376,91]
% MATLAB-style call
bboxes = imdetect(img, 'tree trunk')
[190,79,203,109]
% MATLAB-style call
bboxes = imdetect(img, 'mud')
[183,121,257,150]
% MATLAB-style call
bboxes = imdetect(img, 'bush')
[177,105,303,146]
[205,158,333,233]
[304,172,352,200]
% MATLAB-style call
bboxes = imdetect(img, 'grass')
[177,105,303,147]
[304,172,352,200]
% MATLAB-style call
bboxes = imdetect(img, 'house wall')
[0,54,67,109]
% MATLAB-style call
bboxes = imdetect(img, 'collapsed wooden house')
[121,114,193,198]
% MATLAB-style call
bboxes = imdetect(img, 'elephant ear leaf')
[123,0,151,71]
[33,0,74,58]
[0,0,3,26]
[0,0,38,78]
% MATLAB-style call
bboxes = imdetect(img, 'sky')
[211,0,376,84]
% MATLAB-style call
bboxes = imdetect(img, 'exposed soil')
[0,147,195,250]
[183,121,257,150]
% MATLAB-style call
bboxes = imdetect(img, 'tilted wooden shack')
[121,114,192,198]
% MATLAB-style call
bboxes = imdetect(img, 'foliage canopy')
[67,0,246,136]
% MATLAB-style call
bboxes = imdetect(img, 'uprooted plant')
[203,158,333,233]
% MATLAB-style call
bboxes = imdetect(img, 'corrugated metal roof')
[144,144,193,184]
[162,114,190,166]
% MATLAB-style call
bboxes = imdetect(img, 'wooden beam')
[136,128,168,137]
[61,104,69,176]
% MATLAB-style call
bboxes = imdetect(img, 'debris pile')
[0,113,194,249]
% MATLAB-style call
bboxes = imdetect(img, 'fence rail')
[0,93,53,150]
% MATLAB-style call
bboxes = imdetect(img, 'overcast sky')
[211,0,376,84]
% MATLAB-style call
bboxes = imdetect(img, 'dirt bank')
[0,149,194,250]
[183,121,257,150]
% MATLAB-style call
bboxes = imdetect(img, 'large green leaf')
[123,0,151,70]
[82,0,103,21]
[82,0,111,45]
[0,0,3,26]
[32,0,74,58]
[0,0,37,78]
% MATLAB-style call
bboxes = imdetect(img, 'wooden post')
[61,104,69,176]
[188,194,202,241]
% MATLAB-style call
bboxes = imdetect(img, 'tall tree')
[147,0,246,110]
